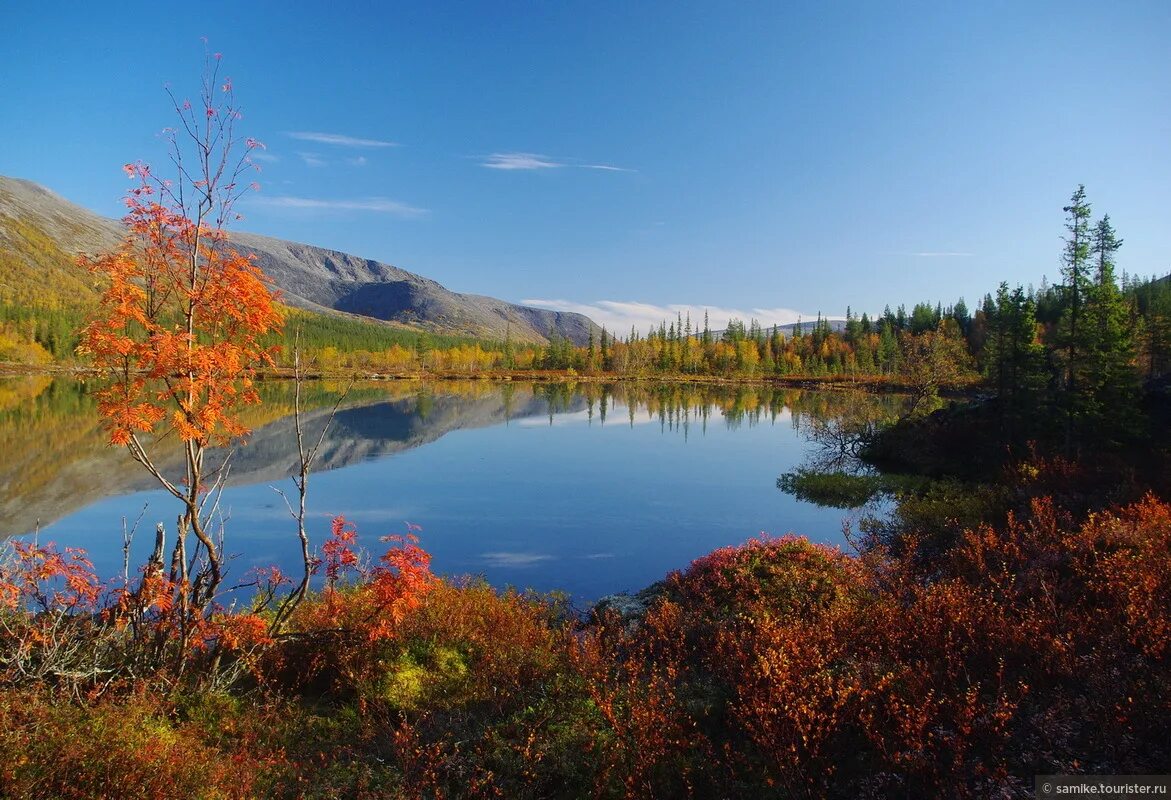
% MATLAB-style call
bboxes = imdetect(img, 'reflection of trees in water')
[775,389,914,511]
[791,390,907,474]
[536,382,577,422]
[0,378,550,535]
[0,377,105,511]
[1,376,908,533]
[5,375,907,451]
[572,382,907,443]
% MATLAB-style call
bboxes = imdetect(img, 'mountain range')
[0,175,598,345]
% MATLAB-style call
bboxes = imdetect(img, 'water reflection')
[1,377,906,599]
[0,378,570,535]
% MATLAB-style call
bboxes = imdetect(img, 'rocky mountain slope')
[0,175,598,345]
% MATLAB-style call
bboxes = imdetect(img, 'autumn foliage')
[13,42,1170,799]
[79,49,279,452]
[79,171,279,448]
[77,50,280,615]
[0,686,271,800]
[2,490,1169,797]
[267,518,434,697]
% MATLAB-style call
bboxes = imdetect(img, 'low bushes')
[1,497,1168,798]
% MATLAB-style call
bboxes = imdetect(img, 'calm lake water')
[0,377,902,602]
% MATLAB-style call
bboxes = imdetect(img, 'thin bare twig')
[270,331,354,632]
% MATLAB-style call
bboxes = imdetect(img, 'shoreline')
[0,361,979,397]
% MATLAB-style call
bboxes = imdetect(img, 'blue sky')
[3,1,1169,333]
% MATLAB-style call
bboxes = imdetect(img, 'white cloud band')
[286,131,400,148]
[521,299,834,335]
[250,195,428,218]
[480,152,634,172]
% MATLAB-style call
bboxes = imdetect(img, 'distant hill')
[708,319,847,339]
[0,176,599,345]
[772,319,846,334]
[0,178,122,310]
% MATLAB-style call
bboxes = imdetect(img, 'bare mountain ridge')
[0,175,598,345]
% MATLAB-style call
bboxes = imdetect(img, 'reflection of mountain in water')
[0,382,582,537]
[214,388,583,487]
[2,378,907,538]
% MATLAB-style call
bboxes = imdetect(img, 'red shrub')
[0,687,275,800]
[667,534,860,619]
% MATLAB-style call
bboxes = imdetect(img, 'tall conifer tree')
[1058,185,1093,448]
[1083,214,1138,440]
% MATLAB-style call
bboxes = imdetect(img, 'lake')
[0,377,903,603]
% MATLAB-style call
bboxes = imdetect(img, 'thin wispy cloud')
[480,152,635,172]
[580,163,635,172]
[347,156,369,167]
[251,195,428,218]
[521,299,837,335]
[297,152,328,168]
[247,151,279,163]
[482,152,563,170]
[286,131,400,148]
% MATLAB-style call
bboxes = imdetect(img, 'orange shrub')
[573,601,708,798]
[714,604,868,796]
[0,687,274,800]
[388,582,592,798]
[665,534,860,618]
[2,493,1168,797]
[267,518,433,697]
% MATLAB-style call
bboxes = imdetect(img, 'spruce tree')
[985,283,1047,443]
[1083,214,1138,441]
[1135,277,1171,378]
[952,297,970,337]
[1057,185,1094,448]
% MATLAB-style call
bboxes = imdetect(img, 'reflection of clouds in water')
[481,551,554,567]
[514,407,658,428]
